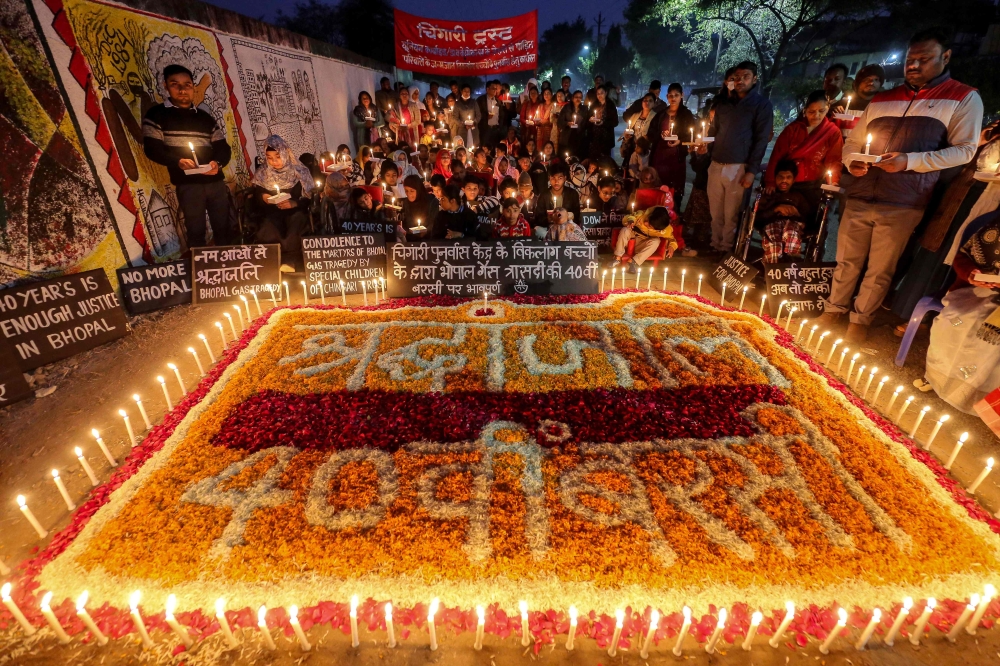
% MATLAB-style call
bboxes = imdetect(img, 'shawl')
[432,150,453,180]
[493,156,518,182]
[784,117,842,165]
[961,218,1000,344]
[323,171,352,220]
[253,135,313,194]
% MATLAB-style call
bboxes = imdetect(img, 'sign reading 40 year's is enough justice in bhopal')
[387,240,599,298]
[0,269,130,371]
[302,234,386,298]
[191,244,281,304]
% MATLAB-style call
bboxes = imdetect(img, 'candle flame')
[167,363,177,370]
[41,591,53,611]
[157,376,165,384]
[872,608,882,621]
[289,605,299,621]
[129,590,141,612]
[16,495,25,507]
[385,602,393,620]
[716,608,727,628]
[519,600,528,618]
[969,594,981,610]
[77,591,90,613]
[615,609,625,627]
[927,598,937,609]
[1,583,11,600]
[650,609,660,628]
[428,597,440,619]
[477,605,485,623]
[351,595,359,613]
[258,605,268,625]
[569,606,578,622]
[216,598,226,616]
[902,597,914,610]
[940,414,951,422]
[91,428,100,438]
[51,469,59,478]
[133,394,141,401]
[165,594,177,619]
[751,610,763,625]
[988,457,995,469]
[836,607,848,624]
[74,446,83,457]
[961,432,970,442]
[682,606,691,621]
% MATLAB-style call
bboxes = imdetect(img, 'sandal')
[913,378,933,392]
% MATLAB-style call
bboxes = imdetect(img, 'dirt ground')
[1,256,999,664]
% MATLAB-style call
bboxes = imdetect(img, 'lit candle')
[428,597,439,651]
[289,605,312,651]
[601,270,607,292]
[681,269,686,293]
[19,498,52,539]
[697,274,703,296]
[742,610,763,650]
[947,595,978,642]
[705,608,727,654]
[232,304,244,331]
[640,609,659,659]
[825,338,842,366]
[380,278,387,301]
[274,184,281,197]
[647,267,653,290]
[474,605,485,650]
[215,598,239,648]
[739,286,748,310]
[268,285,278,308]
[318,280,326,305]
[758,294,766,317]
[865,133,872,155]
[849,362,864,388]
[776,300,788,321]
[784,307,797,331]
[819,607,847,654]
[872,376,889,405]
[283,281,291,306]
[223,312,237,340]
[956,431,981,476]
[40,591,70,643]
[611,267,617,291]
[836,347,851,374]
[75,447,99,486]
[520,600,531,646]
[967,584,995,635]
[157,375,173,411]
[257,605,276,650]
[188,142,199,166]
[91,428,117,466]
[690,127,694,143]
[362,280,368,306]
[133,393,152,430]
[862,367,878,398]
[814,330,830,354]
[826,169,833,186]
[608,609,625,657]
[924,414,949,450]
[128,591,154,649]
[251,289,262,316]
[721,282,727,306]
[908,405,930,439]
[806,325,818,348]
[795,318,807,340]
[909,598,935,645]
[566,606,578,650]
[672,606,691,656]
[350,595,360,648]
[884,597,912,646]
[165,594,193,648]
[52,470,76,510]
[769,601,796,647]
[340,280,347,306]
[239,294,251,322]
[895,395,915,424]
[386,602,396,648]
[301,280,309,305]
[967,457,994,493]
[844,96,852,112]
[855,608,881,650]
[77,591,108,645]
[636,266,642,290]
[188,347,205,378]
[168,362,187,396]
[2,583,36,636]
[663,267,669,291]
[886,385,903,415]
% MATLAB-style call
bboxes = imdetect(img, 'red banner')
[394,9,538,76]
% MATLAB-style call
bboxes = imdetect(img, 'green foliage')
[592,25,637,86]
[275,0,395,65]
[539,17,593,83]
[624,0,712,83]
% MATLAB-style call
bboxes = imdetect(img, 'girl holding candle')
[558,91,589,160]
[350,92,383,151]
[649,84,698,211]
[251,135,313,273]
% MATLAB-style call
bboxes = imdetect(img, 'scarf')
[962,219,1000,344]
[323,171,352,220]
[432,150,453,180]
[493,156,517,182]
[785,117,841,165]
[253,135,313,194]
[393,150,420,179]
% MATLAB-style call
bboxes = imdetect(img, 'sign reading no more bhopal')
[302,234,387,297]
[117,260,192,314]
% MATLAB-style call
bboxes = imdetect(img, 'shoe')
[845,322,868,342]
[280,263,295,273]
[626,261,638,275]
[611,258,623,269]
[814,312,843,328]
[681,248,698,257]
[913,378,933,392]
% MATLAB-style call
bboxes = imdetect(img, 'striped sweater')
[841,72,983,208]
[142,101,232,185]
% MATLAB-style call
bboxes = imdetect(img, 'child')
[501,127,521,157]
[494,198,532,237]
[438,184,480,239]
[758,159,811,263]
[613,206,678,273]
[419,122,437,147]
[546,208,587,241]
[628,136,651,179]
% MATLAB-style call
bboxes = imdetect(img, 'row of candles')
[2,581,996,654]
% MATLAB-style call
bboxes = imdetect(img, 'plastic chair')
[610,227,668,268]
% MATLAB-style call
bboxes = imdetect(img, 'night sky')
[201,0,626,33]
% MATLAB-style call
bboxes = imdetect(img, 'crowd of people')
[143,26,1000,415]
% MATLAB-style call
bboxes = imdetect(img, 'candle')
[865,133,872,155]
[697,274,703,296]
[340,280,347,306]
[129,591,154,649]
[769,601,796,647]
[215,598,239,648]
[806,325,818,348]
[835,347,851,374]
[75,447,99,486]
[967,457,994,493]
[91,428,117,466]
[909,405,930,438]
[886,385,903,415]
[283,281,291,306]
[601,270,607,292]
[350,595,360,648]
[268,285,278,308]
[673,606,692,656]
[301,280,309,305]
[871,376,889,405]
[289,605,312,651]
[758,294,766,317]
[784,307,797,331]
[647,266,653,290]
[721,282,727,306]
[895,395,915,423]
[815,330,830,354]
[705,608,727,654]
[428,597,439,650]
[884,597,913,646]
[844,96,852,112]
[680,269,686,293]
[239,294,251,323]
[188,141,199,166]
[690,127,694,143]
[947,595,978,641]
[52,470,76,510]
[640,609,659,658]
[386,602,396,648]
[608,609,625,657]
[947,433,969,471]
[231,304,245,331]
[2,583,35,636]
[257,605,276,650]
[165,594,193,648]
[188,347,205,377]
[381,278,387,301]
[796,318,808,341]
[851,363,865,389]
[474,605,485,650]
[776,300,788,321]
[157,375,173,411]
[168,362,187,396]
[663,267,669,291]
[318,280,326,305]
[223,312,237,340]
[826,170,833,186]
[611,267,617,291]
[855,608,882,649]
[819,607,847,654]
[742,610,762,650]
[566,606,578,650]
[362,280,368,306]
[635,266,642,290]
[520,600,530,646]
[133,394,152,430]
[924,414,949,450]
[40,591,70,643]
[77,591,109,645]
[909,598,935,645]
[274,184,281,197]
[862,367,878,398]
[825,338,842,366]
[967,584,995,635]
[373,281,379,306]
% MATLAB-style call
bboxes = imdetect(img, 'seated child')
[759,159,811,263]
[493,198,532,238]
[613,206,678,273]
[546,208,587,241]
[627,136,651,179]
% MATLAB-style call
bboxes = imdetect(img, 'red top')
[764,117,843,188]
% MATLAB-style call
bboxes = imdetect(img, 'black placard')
[339,220,396,235]
[763,261,836,317]
[117,260,192,314]
[302,234,387,297]
[580,211,621,251]
[0,342,31,406]
[710,253,760,301]
[0,269,130,371]
[191,244,281,304]
[387,239,600,298]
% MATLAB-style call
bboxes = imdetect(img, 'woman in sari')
[586,86,619,160]
[252,135,314,270]
[535,88,555,150]
[648,84,697,208]
[520,87,543,145]
[350,91,383,152]
[392,88,421,147]
[551,90,567,153]
[558,90,588,160]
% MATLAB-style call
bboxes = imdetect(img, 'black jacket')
[439,205,481,238]
[142,103,232,185]
[401,195,442,241]
[534,187,581,227]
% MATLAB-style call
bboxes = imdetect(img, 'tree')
[539,17,593,83]
[276,0,395,65]
[624,0,712,85]
[592,25,638,86]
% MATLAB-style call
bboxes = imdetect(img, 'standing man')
[428,81,446,110]
[586,75,605,105]
[374,76,395,115]
[823,63,849,104]
[818,28,983,342]
[142,64,232,250]
[830,64,884,138]
[698,60,773,253]
[560,75,572,99]
[478,81,505,149]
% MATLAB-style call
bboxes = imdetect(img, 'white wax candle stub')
[967,584,995,635]
[608,609,625,657]
[884,597,913,646]
[566,606,578,650]
[3,583,37,636]
[41,591,71,643]
[129,591,154,649]
[672,606,692,656]
[386,602,397,648]
[819,608,847,654]
[257,605,277,650]
[77,591,109,645]
[52,470,76,511]
[165,594,194,648]
[289,605,313,651]
[216,598,239,648]
[76,446,99,486]
[909,598,935,645]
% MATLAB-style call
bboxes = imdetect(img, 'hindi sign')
[191,244,281,304]
[339,220,396,236]
[763,262,836,317]
[387,239,599,298]
[710,253,760,301]
[302,235,387,298]
[0,269,130,371]
[394,9,538,75]
[117,260,192,314]
[0,342,31,405]
[581,211,621,251]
